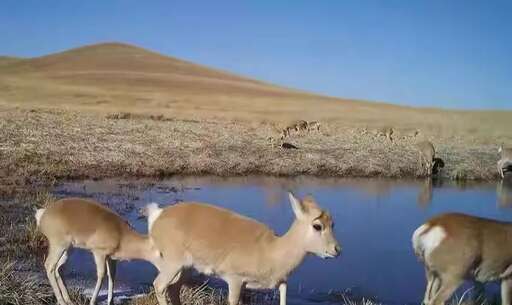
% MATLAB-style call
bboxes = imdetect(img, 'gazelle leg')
[55,250,74,305]
[279,282,287,305]
[153,265,182,305]
[429,275,462,305]
[45,241,69,305]
[90,252,107,305]
[226,277,243,305]
[106,258,117,305]
[502,279,512,305]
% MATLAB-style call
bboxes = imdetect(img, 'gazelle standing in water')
[413,213,512,305]
[146,192,340,305]
[416,140,436,176]
[36,198,163,305]
[498,143,512,178]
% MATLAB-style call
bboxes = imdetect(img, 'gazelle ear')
[302,194,319,211]
[289,192,305,220]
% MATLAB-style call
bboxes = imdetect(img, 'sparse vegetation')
[0,260,53,305]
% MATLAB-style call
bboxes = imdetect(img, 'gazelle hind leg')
[501,279,512,305]
[429,275,462,305]
[45,241,69,305]
[106,258,117,305]
[90,252,107,305]
[55,250,74,305]
[153,265,183,305]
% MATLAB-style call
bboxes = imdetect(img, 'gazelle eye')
[313,224,322,231]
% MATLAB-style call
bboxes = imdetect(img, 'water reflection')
[416,178,432,208]
[497,177,512,208]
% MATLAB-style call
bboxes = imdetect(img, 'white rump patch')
[146,203,163,233]
[413,224,446,258]
[35,208,46,227]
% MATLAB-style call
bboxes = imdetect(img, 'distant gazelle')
[146,193,340,305]
[281,126,295,139]
[36,198,162,305]
[416,141,436,176]
[307,121,321,132]
[498,144,512,178]
[376,126,394,141]
[295,120,308,131]
[413,213,512,305]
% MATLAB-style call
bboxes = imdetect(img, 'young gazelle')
[36,198,163,305]
[498,144,512,178]
[413,213,512,305]
[146,193,341,305]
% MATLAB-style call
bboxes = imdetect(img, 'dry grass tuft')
[0,260,53,305]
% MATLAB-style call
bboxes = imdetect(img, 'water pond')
[52,176,512,305]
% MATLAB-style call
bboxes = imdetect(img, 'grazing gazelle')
[416,141,436,176]
[376,126,394,141]
[294,120,309,134]
[307,121,321,132]
[498,144,512,178]
[36,198,163,305]
[413,213,512,305]
[146,193,341,305]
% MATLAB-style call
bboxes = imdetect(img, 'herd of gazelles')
[35,145,512,305]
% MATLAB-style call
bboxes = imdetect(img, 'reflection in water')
[497,178,512,208]
[416,178,432,208]
[53,177,508,305]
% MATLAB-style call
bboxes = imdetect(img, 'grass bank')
[0,106,505,196]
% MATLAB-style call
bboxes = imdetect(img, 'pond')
[52,176,512,305]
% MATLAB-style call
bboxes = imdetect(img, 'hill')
[0,42,510,133]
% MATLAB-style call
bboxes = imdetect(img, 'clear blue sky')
[1,0,511,109]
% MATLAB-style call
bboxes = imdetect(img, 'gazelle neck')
[114,229,160,264]
[270,220,309,279]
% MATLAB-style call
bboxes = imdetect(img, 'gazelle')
[146,192,340,305]
[307,121,321,132]
[36,198,163,305]
[376,126,394,141]
[498,144,512,178]
[413,213,512,305]
[416,140,436,176]
[294,120,308,134]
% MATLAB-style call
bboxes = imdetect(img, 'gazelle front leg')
[226,277,243,305]
[279,282,287,305]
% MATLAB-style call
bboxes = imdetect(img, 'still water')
[52,176,512,305]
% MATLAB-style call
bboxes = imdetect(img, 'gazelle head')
[288,192,341,259]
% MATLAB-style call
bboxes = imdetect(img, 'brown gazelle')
[413,213,512,305]
[416,140,436,175]
[146,192,340,305]
[498,144,512,178]
[36,198,163,305]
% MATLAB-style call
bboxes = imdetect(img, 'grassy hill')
[1,42,499,128]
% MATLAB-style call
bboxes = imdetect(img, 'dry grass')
[0,260,53,305]
[0,105,509,196]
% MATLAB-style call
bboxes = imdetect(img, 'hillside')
[0,42,510,133]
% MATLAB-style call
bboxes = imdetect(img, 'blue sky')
[1,0,511,109]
